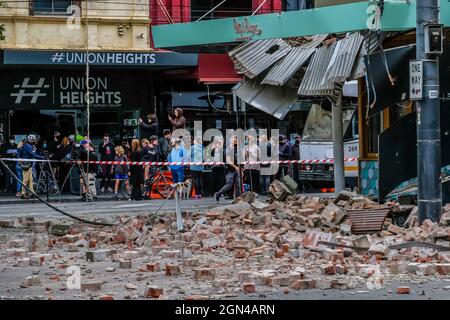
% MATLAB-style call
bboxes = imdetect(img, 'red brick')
[234,248,246,259]
[397,286,410,294]
[88,239,97,248]
[99,295,114,300]
[243,283,256,293]
[290,279,316,290]
[81,281,104,292]
[435,263,450,275]
[145,286,163,298]
[146,262,160,272]
[281,244,290,253]
[321,264,336,275]
[275,250,284,258]
[165,263,181,276]
[194,268,216,281]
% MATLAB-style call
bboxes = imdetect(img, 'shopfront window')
[90,111,119,139]
[31,0,73,15]
[301,103,354,142]
[191,0,253,20]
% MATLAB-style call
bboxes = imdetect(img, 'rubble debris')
[3,190,450,299]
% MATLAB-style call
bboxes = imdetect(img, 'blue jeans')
[15,163,22,193]
[171,168,185,183]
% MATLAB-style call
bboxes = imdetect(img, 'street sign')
[409,60,423,100]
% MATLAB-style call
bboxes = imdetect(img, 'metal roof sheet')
[233,78,298,120]
[261,34,327,86]
[228,38,292,79]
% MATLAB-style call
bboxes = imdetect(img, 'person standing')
[210,137,225,196]
[276,134,292,180]
[79,141,98,200]
[215,135,242,201]
[19,135,45,199]
[113,146,129,200]
[292,135,302,191]
[190,137,204,198]
[15,140,24,197]
[243,134,261,194]
[139,113,159,139]
[48,131,61,156]
[168,138,186,183]
[259,134,272,195]
[141,136,160,199]
[158,129,172,162]
[1,136,18,193]
[168,108,186,132]
[129,139,143,201]
[98,133,115,193]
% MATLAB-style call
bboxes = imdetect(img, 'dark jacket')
[20,142,45,160]
[158,136,171,161]
[279,141,292,161]
[98,141,115,161]
[79,150,98,174]
[169,116,186,132]
[129,151,144,186]
[113,155,129,175]
[141,146,159,162]
[292,142,300,160]
[139,120,159,138]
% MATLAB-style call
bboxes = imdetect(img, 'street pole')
[416,0,442,223]
[332,94,345,195]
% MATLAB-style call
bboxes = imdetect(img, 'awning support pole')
[332,93,345,195]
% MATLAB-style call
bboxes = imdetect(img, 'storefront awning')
[198,54,242,84]
[0,49,198,68]
[152,1,450,50]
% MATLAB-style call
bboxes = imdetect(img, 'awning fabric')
[198,54,242,84]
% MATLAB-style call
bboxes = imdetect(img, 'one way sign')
[410,60,423,100]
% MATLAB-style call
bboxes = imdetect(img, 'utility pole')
[332,94,345,195]
[416,0,442,223]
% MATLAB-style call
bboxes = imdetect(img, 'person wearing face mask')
[19,135,45,199]
[1,136,18,193]
[98,133,115,193]
[48,131,61,156]
[292,135,302,192]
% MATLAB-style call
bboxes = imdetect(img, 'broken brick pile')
[1,186,450,299]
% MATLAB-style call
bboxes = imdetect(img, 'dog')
[175,178,192,200]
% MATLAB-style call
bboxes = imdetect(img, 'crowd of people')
[0,109,304,201]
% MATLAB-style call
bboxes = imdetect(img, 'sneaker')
[100,187,105,193]
[15,192,21,197]
[107,187,114,192]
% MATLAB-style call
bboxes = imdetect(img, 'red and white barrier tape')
[1,157,358,166]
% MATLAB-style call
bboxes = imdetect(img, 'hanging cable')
[0,159,116,226]
[251,0,268,16]
[206,84,228,113]
[196,0,227,22]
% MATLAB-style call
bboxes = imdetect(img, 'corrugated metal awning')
[261,34,328,86]
[233,78,298,120]
[298,32,364,97]
[297,43,336,96]
[228,38,292,79]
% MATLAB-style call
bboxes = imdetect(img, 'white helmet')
[27,134,37,142]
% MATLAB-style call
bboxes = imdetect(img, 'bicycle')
[33,160,59,197]
[143,167,174,199]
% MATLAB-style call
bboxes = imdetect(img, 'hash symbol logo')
[10,78,49,104]
[51,52,65,63]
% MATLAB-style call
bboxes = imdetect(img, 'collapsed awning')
[233,78,298,120]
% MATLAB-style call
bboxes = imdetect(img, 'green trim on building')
[152,1,450,48]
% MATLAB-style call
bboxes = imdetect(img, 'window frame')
[30,0,78,16]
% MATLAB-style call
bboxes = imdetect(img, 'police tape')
[0,157,358,166]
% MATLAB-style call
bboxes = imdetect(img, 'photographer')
[98,133,115,193]
[19,135,45,199]
[139,113,159,139]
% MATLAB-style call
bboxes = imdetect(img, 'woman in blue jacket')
[168,138,186,183]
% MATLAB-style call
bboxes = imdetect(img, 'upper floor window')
[31,0,74,15]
